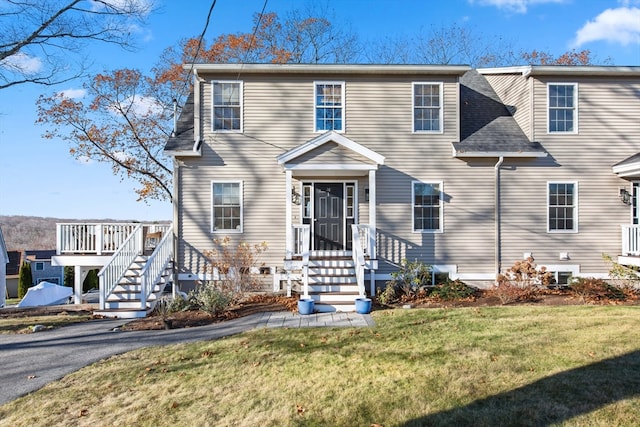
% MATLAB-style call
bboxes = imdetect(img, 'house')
[0,227,8,307]
[5,251,22,299]
[163,63,639,312]
[25,250,64,286]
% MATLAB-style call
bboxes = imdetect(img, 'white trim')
[547,82,578,134]
[190,63,471,75]
[277,131,385,166]
[286,164,378,171]
[314,81,345,133]
[412,180,444,233]
[211,180,243,233]
[547,181,578,233]
[211,80,243,133]
[478,65,640,77]
[412,82,444,134]
[453,149,547,158]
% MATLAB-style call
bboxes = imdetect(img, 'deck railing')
[622,225,640,256]
[292,225,311,297]
[354,224,375,259]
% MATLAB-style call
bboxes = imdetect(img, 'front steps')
[305,253,362,312]
[94,256,172,319]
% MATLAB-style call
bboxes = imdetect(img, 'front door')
[314,183,344,250]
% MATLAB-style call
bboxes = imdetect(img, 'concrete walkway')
[0,311,373,405]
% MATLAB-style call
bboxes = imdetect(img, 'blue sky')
[0,0,638,221]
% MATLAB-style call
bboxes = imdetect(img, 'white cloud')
[471,0,565,14]
[128,95,163,116]
[57,88,87,99]
[0,52,42,74]
[573,7,640,47]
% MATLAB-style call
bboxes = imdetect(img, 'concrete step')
[314,301,357,313]
[94,308,150,319]
[308,284,359,293]
[308,267,355,276]
[308,275,357,285]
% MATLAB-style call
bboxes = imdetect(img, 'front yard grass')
[0,313,93,334]
[1,306,639,426]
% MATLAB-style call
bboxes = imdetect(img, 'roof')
[477,65,640,77]
[452,70,547,158]
[25,250,57,261]
[187,63,472,76]
[164,92,200,156]
[613,152,640,178]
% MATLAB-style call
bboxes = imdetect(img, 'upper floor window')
[548,83,577,133]
[548,182,577,232]
[413,181,443,232]
[413,82,443,133]
[315,82,344,132]
[211,181,243,232]
[35,262,44,271]
[213,81,242,131]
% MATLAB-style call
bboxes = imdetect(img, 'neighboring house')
[25,250,64,286]
[0,227,7,307]
[164,64,640,310]
[5,250,22,298]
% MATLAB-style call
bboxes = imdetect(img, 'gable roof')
[277,131,385,171]
[25,250,56,261]
[452,70,547,158]
[164,92,201,157]
[613,153,640,178]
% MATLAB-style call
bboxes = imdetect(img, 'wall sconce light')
[559,252,569,261]
[291,188,301,205]
[365,188,369,202]
[620,188,632,205]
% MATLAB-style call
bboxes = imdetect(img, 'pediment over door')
[276,131,384,177]
[613,153,640,179]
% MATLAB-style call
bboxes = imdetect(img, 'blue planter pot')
[355,297,372,314]
[298,298,315,315]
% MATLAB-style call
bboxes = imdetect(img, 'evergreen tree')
[18,261,33,299]
[83,269,99,292]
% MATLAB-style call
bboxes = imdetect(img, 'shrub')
[203,237,268,295]
[191,282,233,317]
[569,277,627,303]
[376,284,397,306]
[602,253,640,290]
[430,279,476,301]
[387,259,432,299]
[489,282,540,305]
[491,257,554,304]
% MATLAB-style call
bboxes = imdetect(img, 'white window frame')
[314,81,345,133]
[212,80,243,132]
[35,262,44,271]
[547,83,578,134]
[412,82,443,134]
[547,181,578,233]
[412,180,444,233]
[211,180,243,233]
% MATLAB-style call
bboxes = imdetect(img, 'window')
[548,182,577,232]
[315,82,344,132]
[213,81,242,131]
[211,181,242,232]
[413,82,443,132]
[35,262,44,271]
[413,181,443,232]
[548,83,577,133]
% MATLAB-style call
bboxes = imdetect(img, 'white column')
[285,170,293,260]
[368,169,377,258]
[73,266,90,305]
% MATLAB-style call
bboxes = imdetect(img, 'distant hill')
[0,216,164,251]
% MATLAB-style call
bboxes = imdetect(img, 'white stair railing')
[140,226,174,308]
[98,224,143,310]
[291,225,311,297]
[351,224,366,297]
[622,225,640,256]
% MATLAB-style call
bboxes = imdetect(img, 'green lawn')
[1,306,639,426]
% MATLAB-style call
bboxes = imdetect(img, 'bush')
[569,277,627,302]
[203,237,268,294]
[430,279,476,301]
[190,282,233,317]
[489,282,540,305]
[376,284,397,306]
[387,259,432,299]
[491,257,554,304]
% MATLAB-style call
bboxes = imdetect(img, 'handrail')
[97,224,143,310]
[140,226,174,309]
[292,225,311,297]
[622,225,640,256]
[351,224,366,297]
[56,222,160,255]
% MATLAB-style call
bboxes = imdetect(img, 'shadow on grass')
[403,350,640,427]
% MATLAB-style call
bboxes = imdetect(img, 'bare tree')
[0,0,155,89]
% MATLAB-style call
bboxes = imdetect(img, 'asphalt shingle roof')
[453,70,546,156]
[164,92,195,153]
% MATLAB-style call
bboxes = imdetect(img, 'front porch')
[618,225,640,267]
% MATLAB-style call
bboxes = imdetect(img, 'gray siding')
[483,73,531,139]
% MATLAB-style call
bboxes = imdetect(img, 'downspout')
[494,156,504,284]
[172,157,179,298]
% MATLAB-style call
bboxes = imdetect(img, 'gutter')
[494,156,504,284]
